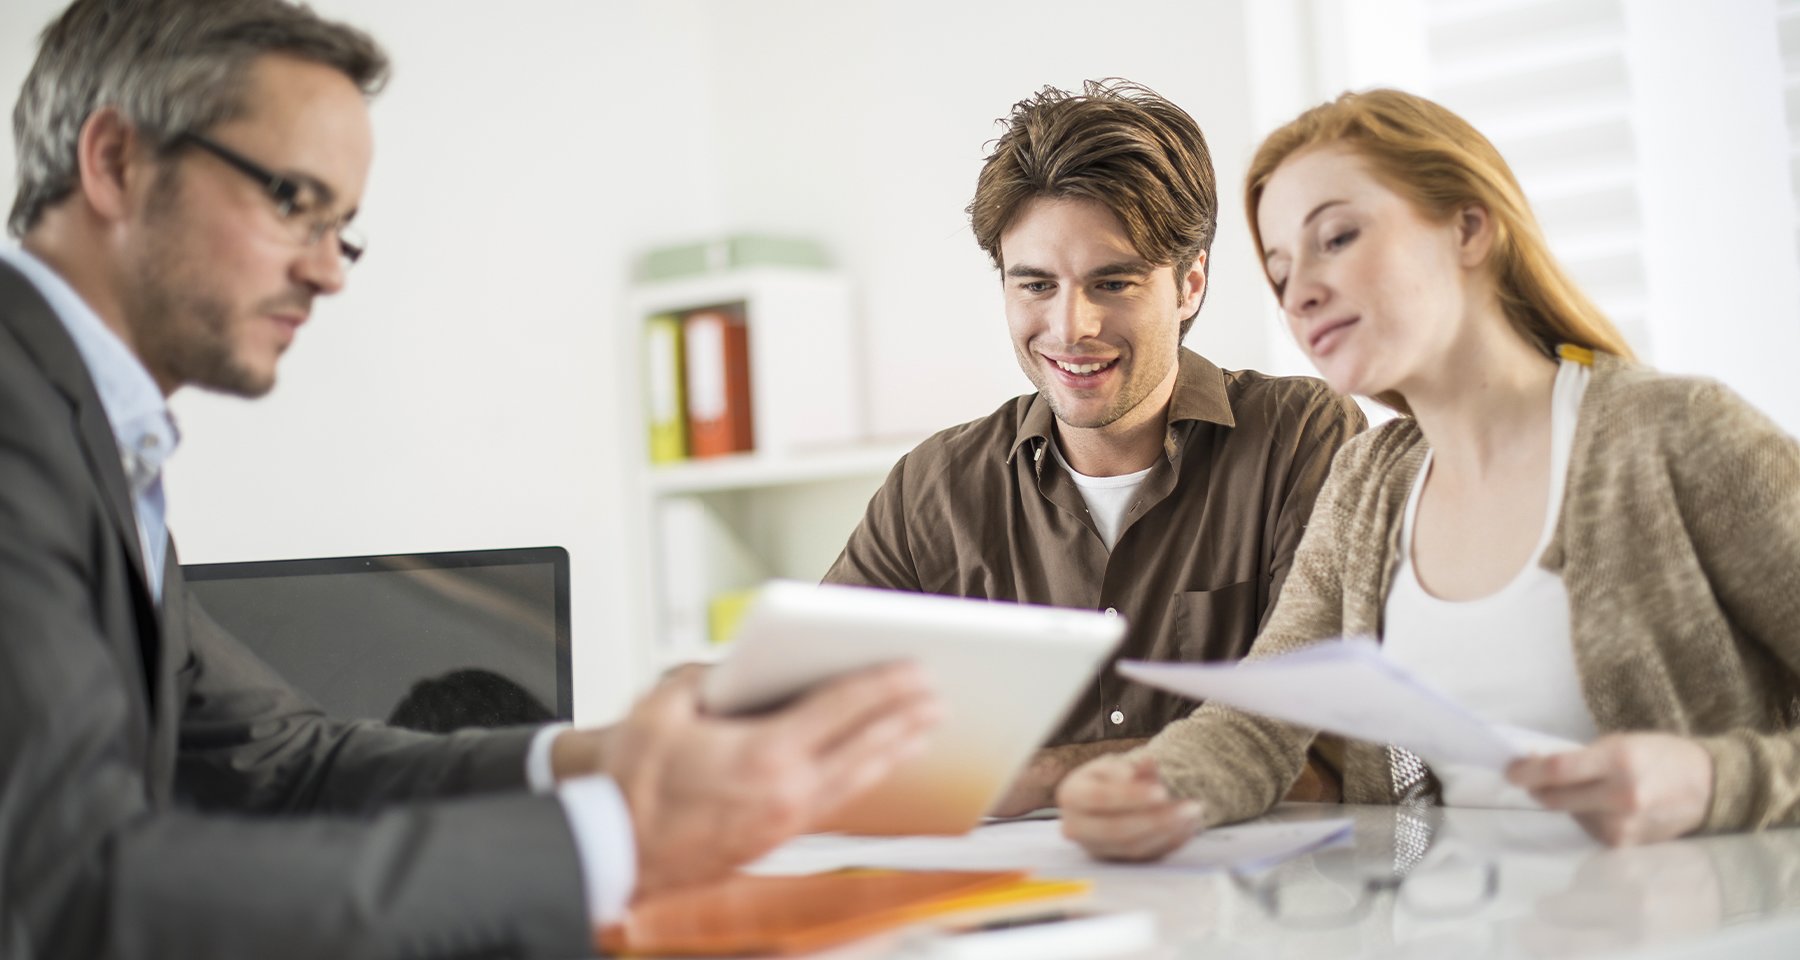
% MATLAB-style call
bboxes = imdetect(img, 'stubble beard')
[132,273,275,399]
[1018,341,1168,432]
[130,172,278,399]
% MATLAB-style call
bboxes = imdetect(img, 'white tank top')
[1382,357,1599,807]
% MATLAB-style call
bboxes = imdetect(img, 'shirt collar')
[1008,347,1236,467]
[0,247,179,481]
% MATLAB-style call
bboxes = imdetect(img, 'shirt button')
[1103,607,1119,617]
[1110,709,1125,725]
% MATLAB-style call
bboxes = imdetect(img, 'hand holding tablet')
[702,581,1126,835]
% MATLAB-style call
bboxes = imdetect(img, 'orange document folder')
[596,869,1079,957]
[682,306,754,457]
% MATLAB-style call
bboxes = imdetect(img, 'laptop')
[183,547,572,729]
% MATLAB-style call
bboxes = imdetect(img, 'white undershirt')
[1050,441,1154,552]
[1382,358,1599,807]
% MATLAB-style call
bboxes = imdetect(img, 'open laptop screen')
[183,547,572,727]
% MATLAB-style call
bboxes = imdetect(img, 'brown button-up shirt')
[825,348,1365,747]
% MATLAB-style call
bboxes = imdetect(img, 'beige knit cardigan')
[1145,353,1800,833]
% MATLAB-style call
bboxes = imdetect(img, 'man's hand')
[987,739,1150,818]
[601,661,941,899]
[1506,733,1714,846]
[1057,753,1202,862]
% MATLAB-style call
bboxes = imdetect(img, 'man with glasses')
[0,2,937,958]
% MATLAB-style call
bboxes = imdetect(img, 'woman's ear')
[1456,203,1496,268]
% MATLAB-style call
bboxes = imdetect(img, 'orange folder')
[596,869,1064,957]
[682,306,755,458]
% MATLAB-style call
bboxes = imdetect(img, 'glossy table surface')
[767,804,1800,960]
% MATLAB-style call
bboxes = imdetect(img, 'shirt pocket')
[1167,578,1263,663]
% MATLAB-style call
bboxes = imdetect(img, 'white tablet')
[701,581,1126,836]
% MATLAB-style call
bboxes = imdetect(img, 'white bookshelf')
[618,267,920,677]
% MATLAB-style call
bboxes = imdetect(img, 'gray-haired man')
[0,2,937,957]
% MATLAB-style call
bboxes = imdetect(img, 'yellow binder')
[644,313,688,463]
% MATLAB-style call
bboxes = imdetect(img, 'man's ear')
[1456,204,1496,268]
[1180,251,1208,311]
[76,107,152,223]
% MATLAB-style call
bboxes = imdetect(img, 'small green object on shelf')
[708,587,760,646]
[639,235,829,281]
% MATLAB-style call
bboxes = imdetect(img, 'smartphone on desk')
[902,908,1157,960]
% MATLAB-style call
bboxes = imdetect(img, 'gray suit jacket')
[0,261,593,959]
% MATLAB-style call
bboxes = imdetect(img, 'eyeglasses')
[1229,803,1498,928]
[174,131,366,268]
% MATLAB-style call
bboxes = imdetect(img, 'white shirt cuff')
[557,775,638,925]
[525,722,570,794]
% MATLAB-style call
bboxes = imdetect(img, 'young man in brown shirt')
[825,81,1365,815]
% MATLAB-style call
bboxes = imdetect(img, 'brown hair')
[10,0,389,237]
[969,79,1217,339]
[1245,88,1633,410]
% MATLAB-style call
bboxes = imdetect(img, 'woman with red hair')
[1060,88,1800,855]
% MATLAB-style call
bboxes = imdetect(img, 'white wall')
[178,0,738,723]
[1625,0,1800,432]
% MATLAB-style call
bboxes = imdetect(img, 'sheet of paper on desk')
[747,817,1352,877]
[1118,640,1578,772]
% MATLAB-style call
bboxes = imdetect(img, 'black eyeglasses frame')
[173,131,364,265]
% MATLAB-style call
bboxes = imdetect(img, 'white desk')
[747,804,1800,959]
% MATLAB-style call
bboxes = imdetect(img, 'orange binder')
[596,869,1051,957]
[683,306,754,457]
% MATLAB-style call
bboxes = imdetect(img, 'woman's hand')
[1506,733,1714,846]
[1057,753,1203,861]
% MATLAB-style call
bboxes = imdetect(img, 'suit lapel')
[148,540,191,805]
[0,262,154,587]
[0,260,164,708]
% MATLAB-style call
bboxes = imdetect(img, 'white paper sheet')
[747,817,1353,877]
[1118,639,1580,772]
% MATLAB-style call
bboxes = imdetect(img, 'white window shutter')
[1424,0,1650,354]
